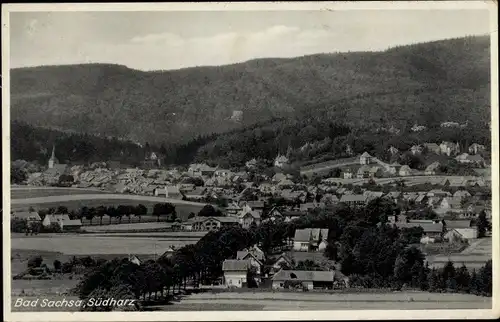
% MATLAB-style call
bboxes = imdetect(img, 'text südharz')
[14,297,136,308]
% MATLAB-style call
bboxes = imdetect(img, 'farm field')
[159,291,492,310]
[426,238,492,270]
[10,187,110,199]
[11,234,198,256]
[81,222,174,232]
[11,193,206,222]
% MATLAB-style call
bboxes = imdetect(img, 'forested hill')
[10,35,490,146]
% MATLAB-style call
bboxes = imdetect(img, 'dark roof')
[445,220,472,229]
[293,228,329,243]
[272,269,334,282]
[222,259,250,271]
[395,222,443,233]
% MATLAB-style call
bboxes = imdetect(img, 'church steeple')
[48,144,58,169]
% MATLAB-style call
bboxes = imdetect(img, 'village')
[11,137,492,293]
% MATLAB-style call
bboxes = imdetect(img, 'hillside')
[10,36,491,145]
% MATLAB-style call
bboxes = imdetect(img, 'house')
[444,228,478,241]
[299,202,326,212]
[245,158,258,169]
[283,210,305,223]
[343,169,354,179]
[214,169,233,178]
[222,260,250,288]
[320,194,339,205]
[188,163,216,177]
[423,143,441,155]
[272,173,287,183]
[398,165,413,177]
[245,200,265,211]
[356,165,371,179]
[385,191,401,203]
[388,146,399,155]
[384,163,400,176]
[238,209,261,229]
[411,124,427,132]
[453,190,471,200]
[340,194,366,207]
[359,152,373,165]
[468,143,486,155]
[440,141,460,156]
[293,228,329,252]
[237,247,264,276]
[183,187,206,201]
[427,189,451,197]
[277,179,295,188]
[226,202,243,216]
[272,269,335,290]
[190,216,240,231]
[363,191,384,203]
[274,154,290,168]
[269,253,294,276]
[128,255,142,266]
[368,166,383,178]
[410,145,423,155]
[264,207,285,223]
[445,219,472,230]
[463,154,485,167]
[165,185,183,199]
[42,214,82,231]
[12,211,42,227]
[395,222,445,242]
[439,197,463,212]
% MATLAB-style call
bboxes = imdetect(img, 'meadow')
[10,187,110,199]
[11,234,197,256]
[155,291,492,311]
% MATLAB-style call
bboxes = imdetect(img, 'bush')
[27,255,43,269]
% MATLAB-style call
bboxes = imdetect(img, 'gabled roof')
[293,228,329,243]
[445,220,472,229]
[340,194,366,202]
[360,152,372,158]
[395,222,443,233]
[12,211,41,221]
[272,269,334,282]
[222,259,250,271]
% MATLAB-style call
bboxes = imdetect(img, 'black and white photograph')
[2,2,498,320]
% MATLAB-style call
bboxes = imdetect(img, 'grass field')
[426,238,492,270]
[155,291,492,310]
[11,196,204,223]
[11,234,198,256]
[10,187,110,199]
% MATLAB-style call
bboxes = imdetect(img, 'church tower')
[48,144,58,169]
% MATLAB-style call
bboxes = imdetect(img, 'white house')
[468,143,486,155]
[359,152,373,165]
[293,228,329,252]
[440,141,460,156]
[399,165,413,177]
[222,259,250,288]
[42,214,82,231]
[274,154,290,168]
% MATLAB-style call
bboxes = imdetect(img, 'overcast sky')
[9,9,491,71]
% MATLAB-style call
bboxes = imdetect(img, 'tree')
[324,242,338,261]
[198,205,219,217]
[11,165,27,184]
[135,204,148,223]
[393,246,425,285]
[56,206,69,214]
[53,260,62,273]
[27,255,43,268]
[152,203,176,222]
[476,210,489,238]
[95,206,107,225]
[455,264,470,293]
[478,260,492,296]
